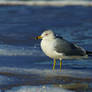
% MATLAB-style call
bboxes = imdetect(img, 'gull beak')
[35,36,42,40]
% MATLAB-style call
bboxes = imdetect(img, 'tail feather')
[86,51,92,55]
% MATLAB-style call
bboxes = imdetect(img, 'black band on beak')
[35,36,42,40]
[35,37,39,40]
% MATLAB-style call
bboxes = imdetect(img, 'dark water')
[0,5,92,92]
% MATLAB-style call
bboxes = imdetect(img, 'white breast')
[41,39,63,59]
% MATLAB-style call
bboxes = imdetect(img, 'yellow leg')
[53,59,56,70]
[60,59,62,70]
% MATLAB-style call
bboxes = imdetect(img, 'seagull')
[35,30,92,70]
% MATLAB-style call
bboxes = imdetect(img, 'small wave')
[0,67,90,91]
[0,1,92,6]
[5,86,73,92]
[0,67,92,79]
[0,45,43,56]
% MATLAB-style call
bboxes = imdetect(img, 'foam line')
[0,45,43,56]
[0,67,92,79]
[0,1,92,6]
[4,85,74,92]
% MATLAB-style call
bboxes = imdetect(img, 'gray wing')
[54,37,86,56]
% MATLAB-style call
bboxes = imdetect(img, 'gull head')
[35,30,55,40]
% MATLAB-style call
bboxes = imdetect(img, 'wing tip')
[86,51,92,55]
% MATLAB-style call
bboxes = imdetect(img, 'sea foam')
[0,67,92,79]
[0,1,92,6]
[5,86,73,92]
[0,45,43,56]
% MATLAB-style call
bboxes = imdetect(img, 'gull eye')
[45,33,48,36]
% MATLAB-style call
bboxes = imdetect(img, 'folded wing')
[54,37,87,56]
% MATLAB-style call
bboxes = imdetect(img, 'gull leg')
[60,59,62,70]
[53,59,56,70]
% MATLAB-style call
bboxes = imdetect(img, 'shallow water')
[0,4,92,92]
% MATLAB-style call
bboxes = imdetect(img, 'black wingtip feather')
[86,51,92,55]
